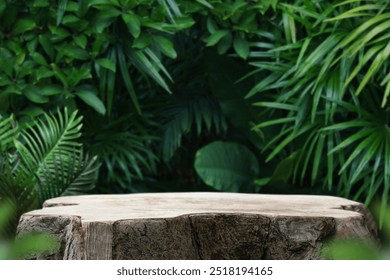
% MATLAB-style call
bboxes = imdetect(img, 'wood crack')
[188,215,202,259]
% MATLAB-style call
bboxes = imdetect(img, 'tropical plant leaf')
[245,0,390,224]
[1,107,100,236]
[233,36,250,59]
[56,0,68,26]
[83,112,159,188]
[122,12,141,38]
[75,86,106,115]
[204,30,229,47]
[14,108,83,184]
[0,115,19,153]
[194,141,259,192]
[38,151,100,201]
[158,0,181,22]
[128,48,172,94]
[161,92,227,162]
[116,45,140,114]
[196,0,213,9]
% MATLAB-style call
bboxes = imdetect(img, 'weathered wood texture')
[17,192,378,260]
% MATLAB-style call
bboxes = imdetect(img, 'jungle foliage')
[0,108,99,236]
[0,0,389,224]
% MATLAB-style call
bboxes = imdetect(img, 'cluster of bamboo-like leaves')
[248,0,390,220]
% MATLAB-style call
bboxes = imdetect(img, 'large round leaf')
[194,141,259,191]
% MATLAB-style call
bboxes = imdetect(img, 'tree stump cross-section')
[16,192,378,260]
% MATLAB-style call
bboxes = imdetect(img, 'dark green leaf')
[194,141,259,192]
[38,35,54,60]
[11,18,36,35]
[233,36,250,59]
[56,0,68,26]
[74,35,87,49]
[153,36,177,59]
[41,85,63,96]
[30,52,48,66]
[205,30,229,47]
[117,46,140,114]
[23,86,49,104]
[122,13,141,38]
[133,35,153,49]
[75,88,106,115]
[196,0,213,9]
[96,58,116,72]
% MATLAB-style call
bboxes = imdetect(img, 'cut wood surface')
[17,192,378,260]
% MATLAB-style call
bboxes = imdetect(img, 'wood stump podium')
[17,192,378,260]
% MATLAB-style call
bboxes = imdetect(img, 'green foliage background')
[0,0,389,226]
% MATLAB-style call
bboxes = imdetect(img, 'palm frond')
[91,132,158,187]
[161,91,227,162]
[127,47,173,94]
[6,108,100,204]
[37,151,100,201]
[14,107,83,181]
[0,116,37,224]
[0,115,19,153]
[83,112,159,189]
